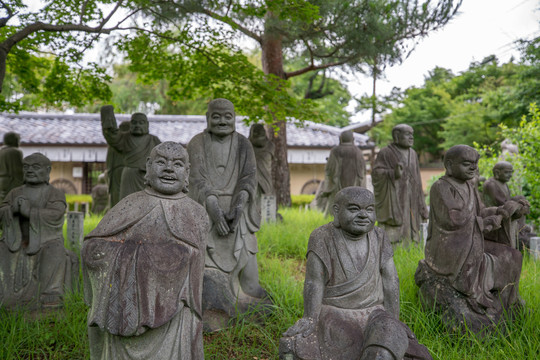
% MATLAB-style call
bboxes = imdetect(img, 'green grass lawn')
[1,208,538,359]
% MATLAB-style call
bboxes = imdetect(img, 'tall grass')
[0,208,538,359]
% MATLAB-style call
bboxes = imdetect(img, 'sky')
[348,0,540,122]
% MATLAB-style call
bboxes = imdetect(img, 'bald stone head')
[392,124,414,149]
[206,98,236,138]
[444,145,480,182]
[145,142,190,195]
[333,187,376,236]
[130,113,149,136]
[250,123,268,148]
[3,132,20,147]
[493,161,513,183]
[340,130,354,144]
[23,153,51,185]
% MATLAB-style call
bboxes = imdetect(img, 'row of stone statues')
[0,101,532,359]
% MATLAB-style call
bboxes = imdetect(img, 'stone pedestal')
[261,195,277,223]
[67,211,84,251]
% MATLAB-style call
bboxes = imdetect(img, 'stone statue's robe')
[320,143,366,215]
[82,188,208,360]
[372,144,426,243]
[106,145,125,208]
[483,178,510,208]
[187,131,260,288]
[425,176,522,311]
[102,125,160,200]
[0,146,23,202]
[302,224,408,360]
[253,141,275,196]
[0,184,77,307]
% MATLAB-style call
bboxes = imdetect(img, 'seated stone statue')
[280,187,432,360]
[0,153,78,309]
[0,132,24,203]
[415,145,526,334]
[187,98,271,331]
[483,161,531,249]
[82,142,208,360]
[90,173,109,215]
[317,130,366,216]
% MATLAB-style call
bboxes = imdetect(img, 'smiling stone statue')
[83,142,209,359]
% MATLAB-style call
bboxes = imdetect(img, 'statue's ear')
[445,160,452,176]
[333,204,340,228]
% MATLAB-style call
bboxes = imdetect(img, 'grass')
[1,207,538,359]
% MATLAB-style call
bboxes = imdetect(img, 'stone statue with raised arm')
[318,130,366,215]
[187,98,271,331]
[105,120,130,208]
[101,106,160,201]
[0,132,24,203]
[0,153,78,310]
[372,124,428,245]
[280,187,432,360]
[415,145,526,334]
[83,142,208,359]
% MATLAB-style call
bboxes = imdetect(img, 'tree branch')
[286,58,352,78]
[198,8,262,43]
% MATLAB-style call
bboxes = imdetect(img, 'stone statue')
[105,120,130,208]
[415,145,526,334]
[372,124,428,245]
[101,106,161,202]
[280,187,432,360]
[82,142,208,359]
[249,123,275,197]
[90,173,109,215]
[0,153,78,309]
[187,98,271,331]
[0,132,24,203]
[483,161,531,249]
[318,130,366,215]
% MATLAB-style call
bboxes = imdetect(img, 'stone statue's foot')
[243,284,270,300]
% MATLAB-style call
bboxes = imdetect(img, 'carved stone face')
[447,151,478,181]
[494,164,513,183]
[23,158,50,185]
[334,190,376,236]
[250,124,267,148]
[395,127,414,149]
[207,105,235,138]
[130,114,149,136]
[146,149,188,195]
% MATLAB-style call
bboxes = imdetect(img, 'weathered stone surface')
[372,124,428,245]
[416,145,526,335]
[317,130,366,216]
[0,153,78,310]
[82,142,208,359]
[0,132,23,203]
[100,106,160,202]
[106,120,130,208]
[66,211,84,251]
[187,99,272,331]
[280,187,432,360]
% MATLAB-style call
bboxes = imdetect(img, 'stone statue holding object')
[318,130,366,216]
[372,124,428,245]
[280,187,432,360]
[0,153,78,309]
[187,98,271,331]
[0,132,24,203]
[483,161,531,249]
[100,106,161,201]
[249,123,275,197]
[105,120,130,208]
[415,145,526,334]
[83,142,208,359]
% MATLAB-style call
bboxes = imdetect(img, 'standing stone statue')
[280,187,432,360]
[415,145,526,334]
[187,98,271,331]
[0,153,78,309]
[0,132,24,203]
[249,123,275,197]
[105,120,130,208]
[372,124,428,245]
[90,173,109,215]
[318,130,366,215]
[82,142,208,359]
[100,106,161,201]
[483,161,531,249]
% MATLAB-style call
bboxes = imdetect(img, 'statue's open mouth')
[159,176,177,183]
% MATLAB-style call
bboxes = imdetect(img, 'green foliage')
[476,103,540,226]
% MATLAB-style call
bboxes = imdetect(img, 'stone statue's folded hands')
[283,317,316,338]
[206,195,230,236]
[16,196,31,217]
[483,214,502,233]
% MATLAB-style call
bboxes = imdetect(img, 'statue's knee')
[360,346,396,360]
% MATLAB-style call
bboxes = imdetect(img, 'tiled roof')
[0,112,370,148]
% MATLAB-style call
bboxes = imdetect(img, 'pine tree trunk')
[261,20,291,206]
